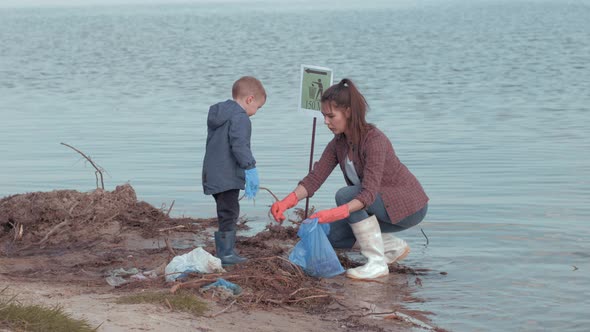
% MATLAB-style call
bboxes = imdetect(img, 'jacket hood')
[207,99,245,129]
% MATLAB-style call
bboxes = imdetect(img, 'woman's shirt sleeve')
[298,138,339,197]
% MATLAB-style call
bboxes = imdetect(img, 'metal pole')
[304,117,317,219]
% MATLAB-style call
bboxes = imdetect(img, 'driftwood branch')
[286,294,330,303]
[37,220,69,245]
[36,201,80,245]
[239,186,279,202]
[158,225,185,232]
[259,187,279,202]
[420,228,429,246]
[208,299,236,318]
[11,222,24,241]
[164,236,177,256]
[61,142,105,190]
[166,200,175,216]
[167,257,338,307]
[164,298,173,310]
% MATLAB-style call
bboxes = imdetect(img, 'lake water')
[1,0,589,330]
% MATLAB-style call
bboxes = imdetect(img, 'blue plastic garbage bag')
[201,278,242,295]
[288,218,345,278]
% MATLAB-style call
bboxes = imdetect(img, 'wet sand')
[0,185,443,331]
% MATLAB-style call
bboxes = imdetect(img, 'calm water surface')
[1,1,589,331]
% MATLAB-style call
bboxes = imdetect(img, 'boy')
[202,76,266,266]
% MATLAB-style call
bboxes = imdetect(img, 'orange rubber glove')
[309,205,350,224]
[270,192,298,223]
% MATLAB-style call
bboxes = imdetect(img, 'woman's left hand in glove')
[309,205,350,224]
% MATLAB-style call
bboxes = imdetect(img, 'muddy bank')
[0,185,446,331]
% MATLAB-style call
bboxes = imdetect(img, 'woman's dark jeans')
[328,185,428,248]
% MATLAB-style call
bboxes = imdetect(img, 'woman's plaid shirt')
[299,126,428,223]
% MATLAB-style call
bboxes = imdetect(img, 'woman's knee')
[335,186,360,205]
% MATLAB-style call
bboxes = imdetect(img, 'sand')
[0,185,443,331]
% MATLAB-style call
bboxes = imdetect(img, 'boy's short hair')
[232,76,266,100]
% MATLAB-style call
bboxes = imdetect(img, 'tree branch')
[61,142,105,189]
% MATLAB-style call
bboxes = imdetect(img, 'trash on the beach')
[201,278,242,296]
[289,218,345,278]
[130,271,159,281]
[105,267,140,286]
[165,247,225,282]
[105,276,128,287]
[142,270,158,279]
[105,267,158,286]
[110,267,140,276]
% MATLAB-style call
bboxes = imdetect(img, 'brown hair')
[232,76,266,101]
[321,78,372,152]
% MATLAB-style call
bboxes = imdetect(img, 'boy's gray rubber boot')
[214,230,248,266]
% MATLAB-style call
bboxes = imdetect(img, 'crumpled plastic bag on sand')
[165,247,225,282]
[200,278,242,299]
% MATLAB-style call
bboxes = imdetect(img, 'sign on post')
[298,64,333,218]
[299,64,333,117]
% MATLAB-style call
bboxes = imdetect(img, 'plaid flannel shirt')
[299,127,428,223]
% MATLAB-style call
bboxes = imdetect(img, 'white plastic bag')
[165,247,225,282]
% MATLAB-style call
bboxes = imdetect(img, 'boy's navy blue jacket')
[202,99,256,195]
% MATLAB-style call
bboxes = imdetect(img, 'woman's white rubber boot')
[352,231,410,264]
[346,216,389,280]
[382,233,410,264]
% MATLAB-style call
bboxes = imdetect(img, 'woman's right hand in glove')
[270,192,299,223]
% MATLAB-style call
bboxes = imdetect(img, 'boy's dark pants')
[213,189,240,231]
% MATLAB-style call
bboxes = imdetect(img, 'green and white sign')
[299,64,333,117]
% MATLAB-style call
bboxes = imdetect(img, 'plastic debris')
[105,276,128,287]
[105,268,160,286]
[165,247,225,282]
[200,278,242,299]
[201,278,242,295]
[289,218,345,278]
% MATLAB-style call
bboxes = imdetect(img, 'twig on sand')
[11,222,24,241]
[35,201,82,246]
[168,256,341,308]
[61,142,105,189]
[164,236,177,256]
[36,220,70,245]
[164,298,174,310]
[170,275,241,294]
[331,296,352,309]
[286,294,330,303]
[208,299,236,318]
[158,225,185,232]
[258,256,305,278]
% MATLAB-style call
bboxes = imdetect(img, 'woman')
[271,78,428,280]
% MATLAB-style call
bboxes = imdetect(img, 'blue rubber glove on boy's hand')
[244,168,259,199]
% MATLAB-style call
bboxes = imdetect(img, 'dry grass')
[115,290,208,317]
[0,287,96,332]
